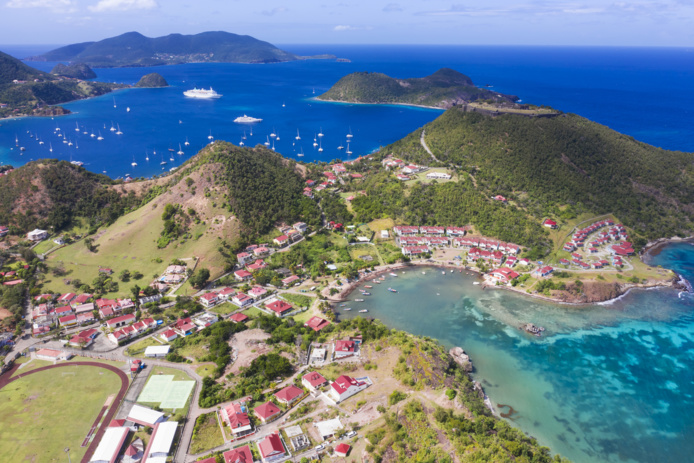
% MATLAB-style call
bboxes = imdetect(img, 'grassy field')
[146,365,192,381]
[190,412,224,454]
[195,364,216,378]
[178,343,209,362]
[404,168,456,186]
[291,310,314,324]
[242,306,266,319]
[125,336,166,357]
[349,244,380,265]
[280,293,315,309]
[0,365,122,462]
[33,239,59,255]
[209,302,238,315]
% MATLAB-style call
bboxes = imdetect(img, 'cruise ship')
[183,87,222,99]
[234,115,263,123]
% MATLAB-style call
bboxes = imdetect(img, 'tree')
[119,269,131,282]
[190,268,210,289]
[130,285,141,301]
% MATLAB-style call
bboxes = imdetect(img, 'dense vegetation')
[207,143,321,238]
[0,50,54,85]
[384,107,694,240]
[0,160,143,233]
[50,63,96,79]
[319,68,516,108]
[135,72,168,87]
[34,31,298,67]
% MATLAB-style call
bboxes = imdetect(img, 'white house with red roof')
[237,252,252,265]
[199,292,219,308]
[223,444,254,463]
[265,299,293,317]
[220,402,254,438]
[254,401,282,424]
[535,266,554,277]
[173,317,197,336]
[68,328,98,348]
[234,269,252,281]
[335,443,351,457]
[54,305,73,318]
[232,293,253,307]
[76,312,95,324]
[274,385,304,406]
[249,286,268,298]
[302,371,328,392]
[334,339,358,358]
[106,313,136,329]
[257,432,286,463]
[281,275,300,287]
[543,219,558,229]
[489,267,520,284]
[58,292,77,304]
[305,316,330,332]
[161,329,178,342]
[71,293,92,307]
[96,298,119,313]
[117,298,136,311]
[218,287,237,300]
[59,314,77,327]
[273,235,289,247]
[329,375,370,403]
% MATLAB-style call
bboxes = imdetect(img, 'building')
[426,172,451,180]
[89,426,130,463]
[281,275,300,287]
[543,219,558,229]
[273,235,289,247]
[314,418,344,441]
[222,445,253,463]
[293,222,308,233]
[144,345,171,358]
[257,432,286,463]
[173,317,197,336]
[230,312,249,323]
[490,267,520,284]
[35,348,72,361]
[266,299,293,316]
[220,403,253,438]
[127,405,166,428]
[329,375,370,403]
[254,401,282,424]
[334,443,351,457]
[199,292,219,308]
[304,316,330,332]
[248,286,268,298]
[302,371,328,392]
[59,314,78,327]
[218,287,237,300]
[194,312,218,328]
[27,229,48,241]
[334,339,358,358]
[165,265,186,274]
[161,329,178,342]
[234,269,252,281]
[535,266,554,277]
[274,385,304,406]
[69,328,98,348]
[141,421,177,463]
[106,314,136,329]
[232,293,253,307]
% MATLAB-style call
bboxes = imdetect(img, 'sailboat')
[62,138,68,144]
[90,130,96,138]
[126,107,130,112]
[116,124,123,135]
[318,127,324,137]
[313,134,318,147]
[318,139,323,152]
[297,146,305,157]
[346,141,352,155]
[208,130,214,140]
[113,97,117,108]
[14,134,18,146]
[239,140,244,146]
[242,131,247,140]
[295,129,301,140]
[145,151,149,161]
[184,137,190,146]
[55,126,60,131]
[282,102,286,107]
[249,127,253,136]
[38,138,44,145]
[264,136,270,146]
[49,143,53,153]
[271,140,276,151]
[131,155,137,167]
[83,130,88,135]
[346,126,353,138]
[68,139,73,146]
[97,131,104,141]
[276,132,280,141]
[177,144,184,155]
[270,128,276,138]
[110,122,116,132]
[160,152,167,165]
[75,122,80,132]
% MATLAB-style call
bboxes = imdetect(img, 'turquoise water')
[342,250,694,463]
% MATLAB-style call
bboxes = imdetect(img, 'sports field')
[138,373,194,410]
[0,365,122,462]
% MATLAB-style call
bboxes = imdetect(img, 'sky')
[1,0,694,47]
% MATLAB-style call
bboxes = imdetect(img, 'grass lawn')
[209,302,238,315]
[125,336,165,357]
[190,412,224,454]
[11,359,54,377]
[349,245,380,265]
[242,306,266,319]
[0,365,122,462]
[280,293,315,309]
[404,168,456,186]
[178,343,209,362]
[33,239,58,255]
[147,365,192,382]
[291,310,314,324]
[195,364,216,378]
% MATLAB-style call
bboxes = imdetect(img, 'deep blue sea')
[1,45,693,178]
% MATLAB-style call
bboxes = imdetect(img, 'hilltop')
[29,31,299,67]
[0,50,53,85]
[50,62,97,79]
[318,68,517,109]
[134,72,168,88]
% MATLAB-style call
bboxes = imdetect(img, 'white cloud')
[383,2,403,12]
[334,24,373,31]
[416,3,611,17]
[6,0,75,12]
[88,0,158,12]
[261,6,287,16]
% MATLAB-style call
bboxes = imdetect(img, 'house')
[161,329,178,342]
[144,345,170,358]
[426,172,451,180]
[230,312,249,323]
[257,432,286,463]
[335,443,351,457]
[218,287,237,300]
[68,328,98,348]
[249,286,267,298]
[194,312,218,328]
[281,275,300,287]
[173,317,197,336]
[222,445,253,463]
[329,375,370,403]
[237,252,252,265]
[310,347,327,362]
[254,246,270,257]
[72,293,93,307]
[0,225,8,236]
[266,299,293,316]
[315,418,344,441]
[493,195,507,203]
[58,292,77,304]
[274,385,304,406]
[76,312,95,324]
[199,292,219,308]
[490,267,520,284]
[305,316,330,332]
[36,348,72,361]
[302,371,328,392]
[293,222,308,233]
[100,307,115,319]
[27,229,48,241]
[334,339,358,358]
[246,260,267,272]
[106,314,136,329]
[273,235,289,247]
[401,245,429,256]
[380,229,389,239]
[59,314,78,327]
[234,270,252,281]
[232,293,254,307]
[96,298,119,312]
[535,266,554,277]
[543,219,558,229]
[165,265,186,274]
[108,327,135,344]
[54,305,73,318]
[118,298,136,311]
[254,401,282,424]
[396,174,410,181]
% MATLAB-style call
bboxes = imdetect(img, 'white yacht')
[208,130,214,140]
[295,129,301,140]
[318,128,324,137]
[110,122,116,132]
[97,131,104,141]
[184,137,190,146]
[183,87,222,99]
[264,136,271,146]
[116,124,123,135]
[75,122,80,132]
[234,115,262,123]
[177,144,184,155]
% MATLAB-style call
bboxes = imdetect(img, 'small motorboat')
[473,282,480,285]
[389,273,398,277]
[354,298,364,302]
[344,308,352,311]
[364,285,373,289]
[359,309,368,313]
[388,288,397,293]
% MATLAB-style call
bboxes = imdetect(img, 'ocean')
[1,45,693,178]
[342,243,694,463]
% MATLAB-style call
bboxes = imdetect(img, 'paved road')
[420,130,440,163]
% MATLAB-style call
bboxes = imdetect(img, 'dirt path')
[0,361,129,463]
[420,130,440,163]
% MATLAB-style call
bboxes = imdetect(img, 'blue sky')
[1,0,694,46]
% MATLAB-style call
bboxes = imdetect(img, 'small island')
[318,67,518,109]
[134,72,168,88]
[50,62,97,79]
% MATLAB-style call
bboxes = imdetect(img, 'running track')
[0,361,129,463]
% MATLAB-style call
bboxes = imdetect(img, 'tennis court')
[137,374,194,409]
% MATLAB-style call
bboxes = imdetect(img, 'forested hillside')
[384,108,694,240]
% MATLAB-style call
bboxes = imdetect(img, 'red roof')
[543,219,557,226]
[302,371,327,388]
[230,313,249,323]
[335,339,356,353]
[492,267,520,281]
[335,443,351,456]
[223,445,253,463]
[254,401,281,420]
[274,385,303,403]
[234,269,252,279]
[305,316,330,331]
[258,432,285,459]
[109,419,126,427]
[200,292,218,302]
[162,329,177,339]
[266,300,293,315]
[331,375,364,394]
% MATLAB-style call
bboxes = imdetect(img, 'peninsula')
[318,67,518,109]
[28,31,300,67]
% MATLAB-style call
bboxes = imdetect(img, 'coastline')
[642,235,694,259]
[311,96,446,111]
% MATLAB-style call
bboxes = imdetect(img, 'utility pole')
[64,447,71,463]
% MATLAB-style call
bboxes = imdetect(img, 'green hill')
[0,50,53,85]
[31,31,298,67]
[134,72,168,88]
[50,62,97,79]
[376,107,694,242]
[318,68,517,108]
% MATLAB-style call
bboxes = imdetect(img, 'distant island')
[135,72,168,88]
[50,62,97,79]
[318,68,518,109]
[27,31,313,67]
